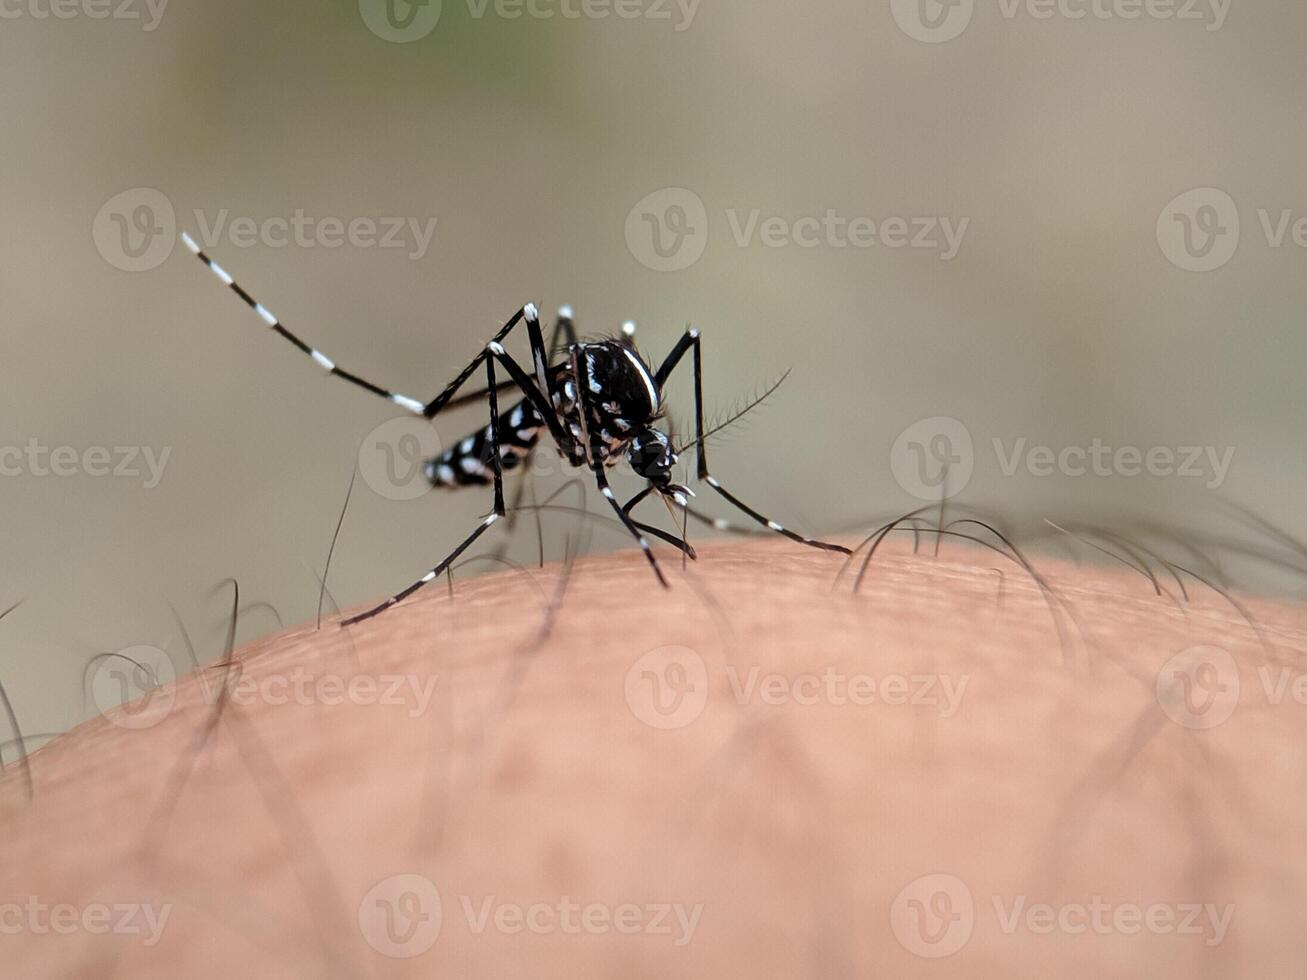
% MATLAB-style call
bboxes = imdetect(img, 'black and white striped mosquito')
[181,232,850,625]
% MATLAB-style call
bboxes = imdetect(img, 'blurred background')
[1,0,1304,740]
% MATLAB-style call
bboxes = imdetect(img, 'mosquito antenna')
[673,369,792,454]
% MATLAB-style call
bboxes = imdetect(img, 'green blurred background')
[2,0,1305,740]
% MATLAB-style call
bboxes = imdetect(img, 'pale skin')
[1,538,1306,978]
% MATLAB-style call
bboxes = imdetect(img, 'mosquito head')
[628,428,683,496]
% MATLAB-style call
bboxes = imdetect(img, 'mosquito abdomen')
[425,397,544,488]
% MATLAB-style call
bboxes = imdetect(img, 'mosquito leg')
[502,306,579,540]
[655,329,851,555]
[592,466,668,586]
[620,487,697,559]
[683,506,756,535]
[183,233,435,415]
[342,349,514,626]
[565,350,671,584]
[442,305,578,415]
[551,306,579,359]
[182,237,559,429]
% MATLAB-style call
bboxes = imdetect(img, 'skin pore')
[1,537,1305,978]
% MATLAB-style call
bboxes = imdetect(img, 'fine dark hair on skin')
[0,600,32,801]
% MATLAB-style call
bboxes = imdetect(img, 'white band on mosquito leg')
[391,394,425,414]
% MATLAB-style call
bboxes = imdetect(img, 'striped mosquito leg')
[420,302,566,423]
[340,514,500,626]
[655,328,851,556]
[570,354,668,585]
[682,505,755,536]
[617,487,697,559]
[180,233,428,415]
[595,470,667,586]
[500,304,577,508]
[342,350,512,627]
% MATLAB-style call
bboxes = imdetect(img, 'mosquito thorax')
[575,340,661,425]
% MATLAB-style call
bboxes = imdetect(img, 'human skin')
[1,538,1306,978]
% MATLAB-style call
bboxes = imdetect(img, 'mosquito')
[180,232,850,625]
